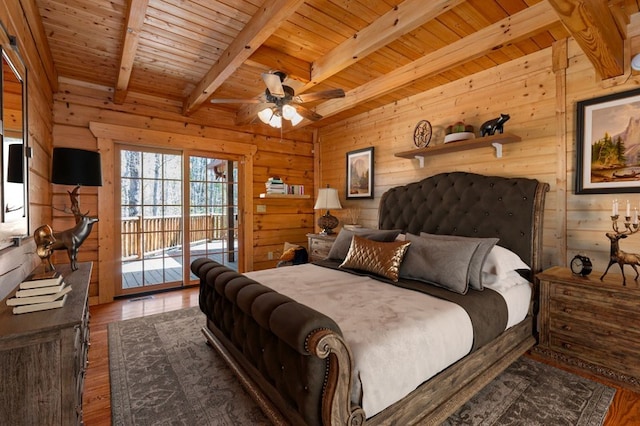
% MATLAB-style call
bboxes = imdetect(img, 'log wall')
[5,0,640,302]
[52,80,315,303]
[0,0,53,299]
[317,29,640,277]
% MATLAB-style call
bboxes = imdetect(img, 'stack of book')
[287,184,304,195]
[265,176,286,194]
[6,271,71,314]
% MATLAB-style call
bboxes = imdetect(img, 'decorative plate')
[413,120,432,148]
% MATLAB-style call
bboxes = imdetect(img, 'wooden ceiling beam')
[300,0,465,93]
[183,0,305,115]
[608,0,631,39]
[547,0,624,79]
[309,1,559,125]
[114,0,149,104]
[245,46,311,83]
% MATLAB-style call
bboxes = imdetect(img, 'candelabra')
[601,207,640,286]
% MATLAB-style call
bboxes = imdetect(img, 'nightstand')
[535,266,640,392]
[307,233,337,261]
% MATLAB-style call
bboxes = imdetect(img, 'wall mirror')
[0,25,28,250]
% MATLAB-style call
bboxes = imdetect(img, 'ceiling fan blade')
[210,98,263,104]
[262,72,285,97]
[294,104,323,121]
[294,88,345,103]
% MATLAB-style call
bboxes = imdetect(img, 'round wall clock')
[413,120,432,148]
[570,254,592,276]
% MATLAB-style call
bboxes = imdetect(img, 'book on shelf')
[12,294,69,315]
[6,285,72,306]
[288,184,304,195]
[14,281,67,298]
[19,273,63,289]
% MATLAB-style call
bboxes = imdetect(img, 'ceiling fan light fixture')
[269,114,282,128]
[258,107,274,124]
[290,111,304,126]
[282,104,297,120]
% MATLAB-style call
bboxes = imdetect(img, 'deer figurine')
[35,185,99,271]
[600,215,640,286]
[50,214,99,271]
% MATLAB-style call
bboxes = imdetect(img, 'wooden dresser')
[0,262,92,425]
[307,233,337,261]
[536,266,640,391]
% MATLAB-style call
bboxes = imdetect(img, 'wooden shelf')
[259,193,310,199]
[394,133,521,167]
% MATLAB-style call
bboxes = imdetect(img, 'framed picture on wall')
[576,87,640,194]
[346,147,374,199]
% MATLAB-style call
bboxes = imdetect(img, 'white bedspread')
[244,264,530,418]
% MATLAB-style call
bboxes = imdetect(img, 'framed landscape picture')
[576,87,640,194]
[346,147,374,199]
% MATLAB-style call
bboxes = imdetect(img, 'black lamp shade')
[51,147,102,186]
[7,144,24,183]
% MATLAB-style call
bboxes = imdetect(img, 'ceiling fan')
[210,71,345,127]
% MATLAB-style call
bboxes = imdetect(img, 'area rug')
[109,307,615,425]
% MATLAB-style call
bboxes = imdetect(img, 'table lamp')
[314,185,342,235]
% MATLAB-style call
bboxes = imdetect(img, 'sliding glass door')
[116,147,239,296]
[187,156,238,282]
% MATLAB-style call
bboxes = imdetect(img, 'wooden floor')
[82,286,640,425]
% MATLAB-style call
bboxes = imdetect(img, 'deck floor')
[121,240,238,289]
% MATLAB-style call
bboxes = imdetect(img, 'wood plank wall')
[317,28,640,277]
[50,79,315,303]
[0,0,53,299]
[6,0,640,302]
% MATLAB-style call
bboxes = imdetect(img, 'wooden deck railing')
[121,214,229,259]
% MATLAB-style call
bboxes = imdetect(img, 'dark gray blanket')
[314,259,509,351]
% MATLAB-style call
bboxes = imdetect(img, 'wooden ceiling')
[33,0,639,129]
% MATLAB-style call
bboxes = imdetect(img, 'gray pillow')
[327,228,402,261]
[420,232,499,290]
[399,233,480,294]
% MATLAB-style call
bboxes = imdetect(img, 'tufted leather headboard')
[378,172,549,273]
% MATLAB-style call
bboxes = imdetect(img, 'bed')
[193,171,549,425]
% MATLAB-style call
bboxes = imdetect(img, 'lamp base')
[318,211,339,235]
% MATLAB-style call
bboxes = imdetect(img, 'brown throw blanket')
[314,259,508,351]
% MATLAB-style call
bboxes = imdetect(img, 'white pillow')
[481,270,530,292]
[482,245,530,277]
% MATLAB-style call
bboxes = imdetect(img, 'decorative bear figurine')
[480,113,510,137]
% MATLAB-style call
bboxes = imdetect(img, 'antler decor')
[601,200,640,285]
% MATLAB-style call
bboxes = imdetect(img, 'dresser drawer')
[310,239,332,258]
[549,314,640,350]
[307,234,336,261]
[548,332,640,378]
[549,290,640,332]
[551,283,640,311]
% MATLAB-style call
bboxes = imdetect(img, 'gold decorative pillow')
[339,235,411,282]
[280,247,298,261]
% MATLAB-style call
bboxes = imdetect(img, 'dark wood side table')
[535,266,640,392]
[0,262,92,425]
[306,233,337,262]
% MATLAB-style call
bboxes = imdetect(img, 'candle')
[627,200,631,217]
[634,208,638,225]
[613,200,616,216]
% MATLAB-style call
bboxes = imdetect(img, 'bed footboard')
[192,258,366,426]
